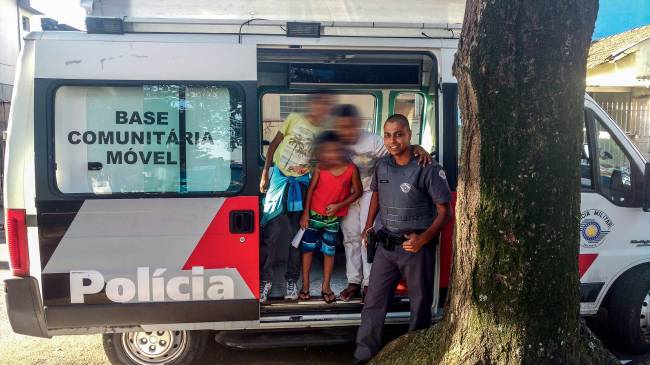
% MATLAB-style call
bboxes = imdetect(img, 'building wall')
[587,39,650,88]
[0,1,42,202]
[0,0,21,104]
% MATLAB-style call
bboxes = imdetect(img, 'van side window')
[593,115,633,204]
[581,114,593,190]
[54,84,243,194]
[393,92,425,144]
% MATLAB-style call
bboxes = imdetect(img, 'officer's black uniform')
[354,155,451,363]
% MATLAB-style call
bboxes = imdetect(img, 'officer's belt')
[376,228,426,250]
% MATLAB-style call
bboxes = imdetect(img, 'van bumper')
[4,276,50,338]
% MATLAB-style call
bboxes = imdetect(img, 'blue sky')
[594,0,650,39]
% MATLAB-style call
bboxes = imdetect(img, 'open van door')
[31,38,260,331]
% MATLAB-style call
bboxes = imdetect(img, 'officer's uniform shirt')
[370,155,451,235]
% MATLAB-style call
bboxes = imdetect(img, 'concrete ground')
[1,238,649,364]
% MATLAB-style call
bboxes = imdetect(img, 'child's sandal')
[322,291,336,304]
[299,290,311,300]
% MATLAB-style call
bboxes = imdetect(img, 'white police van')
[4,15,650,364]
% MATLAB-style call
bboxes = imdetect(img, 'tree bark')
[370,1,613,364]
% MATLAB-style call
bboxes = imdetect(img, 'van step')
[261,297,411,315]
[214,329,355,349]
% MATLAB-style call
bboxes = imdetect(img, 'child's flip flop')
[322,291,336,304]
[299,290,311,300]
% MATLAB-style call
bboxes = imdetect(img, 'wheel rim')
[640,291,650,343]
[121,330,188,364]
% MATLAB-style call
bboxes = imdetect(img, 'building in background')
[0,0,79,205]
[587,24,650,159]
[0,0,43,125]
[0,0,43,203]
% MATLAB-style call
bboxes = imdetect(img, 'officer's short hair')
[385,114,411,131]
[334,104,360,119]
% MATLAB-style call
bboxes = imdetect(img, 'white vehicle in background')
[3,12,650,365]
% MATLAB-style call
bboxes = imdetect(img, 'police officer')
[353,114,451,364]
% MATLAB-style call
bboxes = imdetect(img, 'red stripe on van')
[182,196,259,299]
[578,253,598,278]
[439,192,457,289]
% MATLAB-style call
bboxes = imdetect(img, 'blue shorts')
[300,211,339,256]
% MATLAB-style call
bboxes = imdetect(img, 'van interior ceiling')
[257,49,437,91]
[256,48,438,315]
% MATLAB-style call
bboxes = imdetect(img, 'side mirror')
[582,144,590,160]
[642,162,650,212]
[601,151,613,160]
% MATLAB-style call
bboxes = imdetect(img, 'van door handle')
[230,210,254,234]
[88,162,103,171]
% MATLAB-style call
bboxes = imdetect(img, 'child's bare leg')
[322,254,335,293]
[301,252,313,292]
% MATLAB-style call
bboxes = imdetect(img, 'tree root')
[369,320,619,365]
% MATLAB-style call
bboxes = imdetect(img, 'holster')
[376,229,405,251]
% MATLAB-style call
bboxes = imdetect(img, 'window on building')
[22,16,30,32]
[54,84,243,195]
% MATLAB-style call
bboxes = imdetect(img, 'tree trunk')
[370,1,614,364]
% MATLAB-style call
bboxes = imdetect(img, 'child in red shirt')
[299,132,362,303]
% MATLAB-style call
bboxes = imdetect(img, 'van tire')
[607,265,650,353]
[102,330,209,365]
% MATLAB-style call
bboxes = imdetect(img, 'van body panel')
[40,197,258,306]
[23,40,262,331]
[34,40,257,81]
[4,40,44,283]
[578,192,650,314]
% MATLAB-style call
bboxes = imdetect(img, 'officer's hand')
[361,226,373,247]
[412,145,432,166]
[403,233,426,253]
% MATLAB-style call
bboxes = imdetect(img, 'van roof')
[88,0,466,26]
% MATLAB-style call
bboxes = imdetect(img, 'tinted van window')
[54,84,243,194]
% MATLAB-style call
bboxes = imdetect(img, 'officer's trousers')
[354,243,435,362]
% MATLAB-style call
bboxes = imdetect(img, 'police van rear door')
[33,37,260,331]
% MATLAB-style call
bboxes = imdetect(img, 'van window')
[54,84,243,194]
[593,115,633,204]
[260,93,376,156]
[393,92,425,144]
[581,114,593,190]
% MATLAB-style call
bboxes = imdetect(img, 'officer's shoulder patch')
[439,169,447,180]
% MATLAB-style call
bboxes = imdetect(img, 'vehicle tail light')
[6,209,29,276]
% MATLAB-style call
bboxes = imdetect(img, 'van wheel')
[608,266,650,353]
[103,330,209,365]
